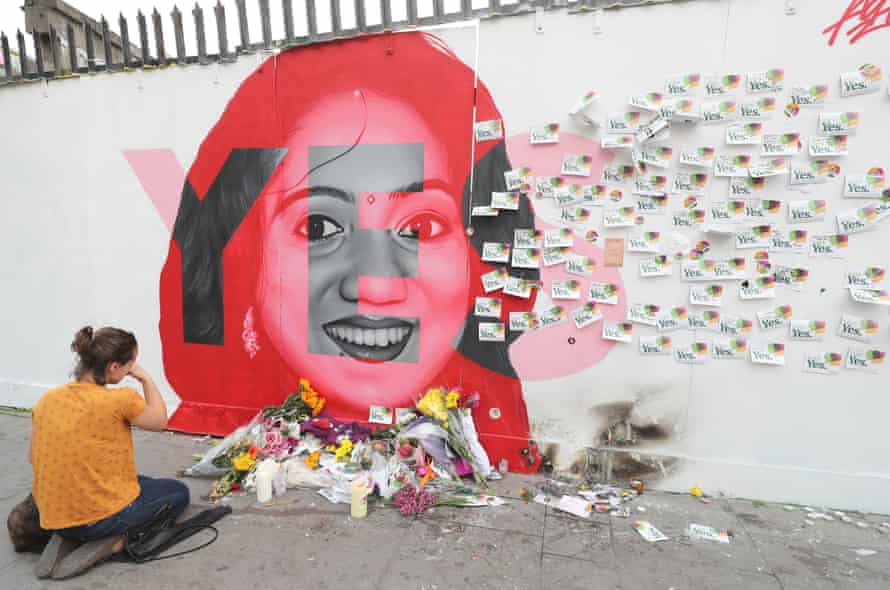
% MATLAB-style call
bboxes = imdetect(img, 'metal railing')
[1,0,684,86]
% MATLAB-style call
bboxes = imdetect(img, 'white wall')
[2,0,890,512]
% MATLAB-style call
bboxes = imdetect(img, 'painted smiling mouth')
[323,316,414,362]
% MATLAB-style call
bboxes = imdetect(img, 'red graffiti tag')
[823,0,890,46]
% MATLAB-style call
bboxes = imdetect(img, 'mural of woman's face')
[257,92,471,415]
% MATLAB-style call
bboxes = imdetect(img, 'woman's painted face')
[257,92,471,415]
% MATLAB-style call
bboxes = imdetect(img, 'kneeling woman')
[29,326,189,579]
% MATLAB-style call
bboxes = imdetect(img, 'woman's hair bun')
[71,326,94,356]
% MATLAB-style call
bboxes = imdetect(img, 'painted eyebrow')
[278,178,455,212]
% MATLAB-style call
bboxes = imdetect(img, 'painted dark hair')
[71,326,137,385]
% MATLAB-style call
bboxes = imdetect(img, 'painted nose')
[339,228,416,304]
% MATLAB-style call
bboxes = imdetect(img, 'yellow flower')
[445,391,461,409]
[325,444,337,452]
[417,388,448,424]
[300,378,312,391]
[304,451,320,469]
[312,397,326,416]
[231,452,256,472]
[334,438,353,462]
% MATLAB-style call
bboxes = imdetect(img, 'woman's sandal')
[50,534,124,580]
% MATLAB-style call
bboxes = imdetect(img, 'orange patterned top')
[31,382,146,529]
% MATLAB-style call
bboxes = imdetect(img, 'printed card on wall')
[803,352,843,375]
[600,164,635,184]
[474,297,502,318]
[478,322,505,342]
[471,205,499,217]
[368,406,394,425]
[584,184,613,206]
[627,231,661,253]
[671,208,706,227]
[790,83,828,108]
[740,96,777,120]
[629,92,665,111]
[747,69,784,93]
[726,123,763,145]
[636,194,669,216]
[514,229,543,249]
[542,247,570,267]
[503,276,533,299]
[634,146,673,169]
[809,135,848,157]
[636,116,671,145]
[837,314,878,342]
[572,302,603,329]
[481,242,511,263]
[839,64,882,97]
[661,97,701,122]
[789,161,839,186]
[604,206,638,228]
[845,348,886,373]
[740,277,776,300]
[543,228,574,248]
[788,199,826,223]
[602,135,634,150]
[565,253,597,276]
[604,238,625,267]
[749,158,788,178]
[530,123,560,144]
[710,200,747,225]
[705,73,742,96]
[511,248,541,269]
[757,305,792,331]
[715,155,751,177]
[773,265,809,291]
[509,312,539,332]
[712,337,748,360]
[681,259,717,281]
[538,306,568,329]
[729,175,765,197]
[701,100,738,124]
[849,288,890,306]
[672,172,708,195]
[606,111,643,134]
[789,319,827,341]
[770,228,808,253]
[843,168,886,198]
[845,266,886,290]
[665,73,701,95]
[640,255,673,277]
[504,167,534,191]
[560,206,593,224]
[656,306,688,332]
[627,303,661,326]
[551,280,583,300]
[491,191,520,210]
[602,321,633,343]
[535,176,565,199]
[474,119,503,142]
[714,257,747,280]
[561,154,593,177]
[688,309,721,332]
[735,225,772,249]
[819,112,860,135]
[809,234,848,258]
[588,282,621,305]
[689,284,724,307]
[554,184,585,208]
[762,133,801,156]
[481,268,508,293]
[836,205,876,234]
[640,335,672,355]
[634,174,668,196]
[750,342,786,366]
[679,147,716,168]
[673,341,710,364]
[720,315,753,336]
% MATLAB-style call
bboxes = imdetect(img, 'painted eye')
[297,214,344,242]
[395,211,449,240]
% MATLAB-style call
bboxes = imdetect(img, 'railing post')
[137,10,151,66]
[381,0,392,30]
[282,0,295,43]
[259,0,273,48]
[172,5,187,64]
[83,20,95,71]
[66,23,77,72]
[235,0,249,52]
[101,16,113,70]
[306,0,318,40]
[330,0,342,35]
[33,30,45,78]
[1,33,12,80]
[215,1,230,59]
[16,29,28,78]
[49,25,62,76]
[152,8,166,64]
[119,13,132,67]
[193,3,208,64]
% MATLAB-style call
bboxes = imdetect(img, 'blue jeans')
[56,476,190,542]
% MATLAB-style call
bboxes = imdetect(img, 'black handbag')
[122,504,232,563]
